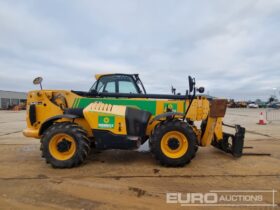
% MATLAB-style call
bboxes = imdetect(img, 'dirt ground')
[0,109,279,210]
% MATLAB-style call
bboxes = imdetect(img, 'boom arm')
[200,99,227,146]
[200,99,245,157]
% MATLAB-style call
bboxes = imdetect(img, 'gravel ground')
[0,109,279,209]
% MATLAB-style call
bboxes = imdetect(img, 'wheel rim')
[160,131,188,158]
[49,133,76,161]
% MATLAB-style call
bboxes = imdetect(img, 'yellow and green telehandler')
[23,74,245,168]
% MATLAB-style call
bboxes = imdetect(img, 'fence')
[266,109,280,122]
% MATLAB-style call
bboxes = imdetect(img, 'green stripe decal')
[72,98,77,108]
[76,98,157,115]
[77,98,81,108]
[73,98,80,108]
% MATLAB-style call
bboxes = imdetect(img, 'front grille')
[29,104,36,125]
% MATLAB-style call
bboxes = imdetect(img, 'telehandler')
[23,74,245,168]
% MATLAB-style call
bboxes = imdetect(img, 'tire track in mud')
[245,130,279,140]
[0,174,279,180]
[0,120,25,124]
[0,144,37,145]
[0,131,22,137]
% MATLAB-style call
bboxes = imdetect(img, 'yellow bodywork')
[23,90,91,138]
[95,74,114,80]
[23,89,225,147]
[83,102,128,135]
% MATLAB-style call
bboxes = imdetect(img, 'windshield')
[136,79,146,94]
[89,75,142,94]
[89,81,97,92]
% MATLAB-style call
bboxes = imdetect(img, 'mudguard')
[39,114,80,135]
[149,112,184,124]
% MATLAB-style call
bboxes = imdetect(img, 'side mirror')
[33,77,43,90]
[171,85,176,95]
[197,87,205,93]
[188,76,195,93]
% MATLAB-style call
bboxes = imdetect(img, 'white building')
[0,90,27,109]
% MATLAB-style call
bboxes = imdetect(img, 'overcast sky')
[0,0,279,100]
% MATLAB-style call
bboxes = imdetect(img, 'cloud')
[0,0,279,100]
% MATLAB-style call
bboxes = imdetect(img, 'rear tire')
[41,122,90,168]
[150,120,196,167]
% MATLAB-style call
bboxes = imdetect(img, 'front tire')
[41,122,90,168]
[150,120,196,167]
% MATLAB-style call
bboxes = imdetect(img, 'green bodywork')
[72,98,185,115]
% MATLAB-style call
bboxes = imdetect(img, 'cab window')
[96,78,116,93]
[94,75,140,94]
[119,80,138,93]
[103,81,115,93]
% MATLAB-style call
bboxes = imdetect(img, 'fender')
[149,112,184,124]
[39,114,80,135]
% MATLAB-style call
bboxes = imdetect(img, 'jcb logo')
[98,116,115,128]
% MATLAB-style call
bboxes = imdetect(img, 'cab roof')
[94,73,138,80]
